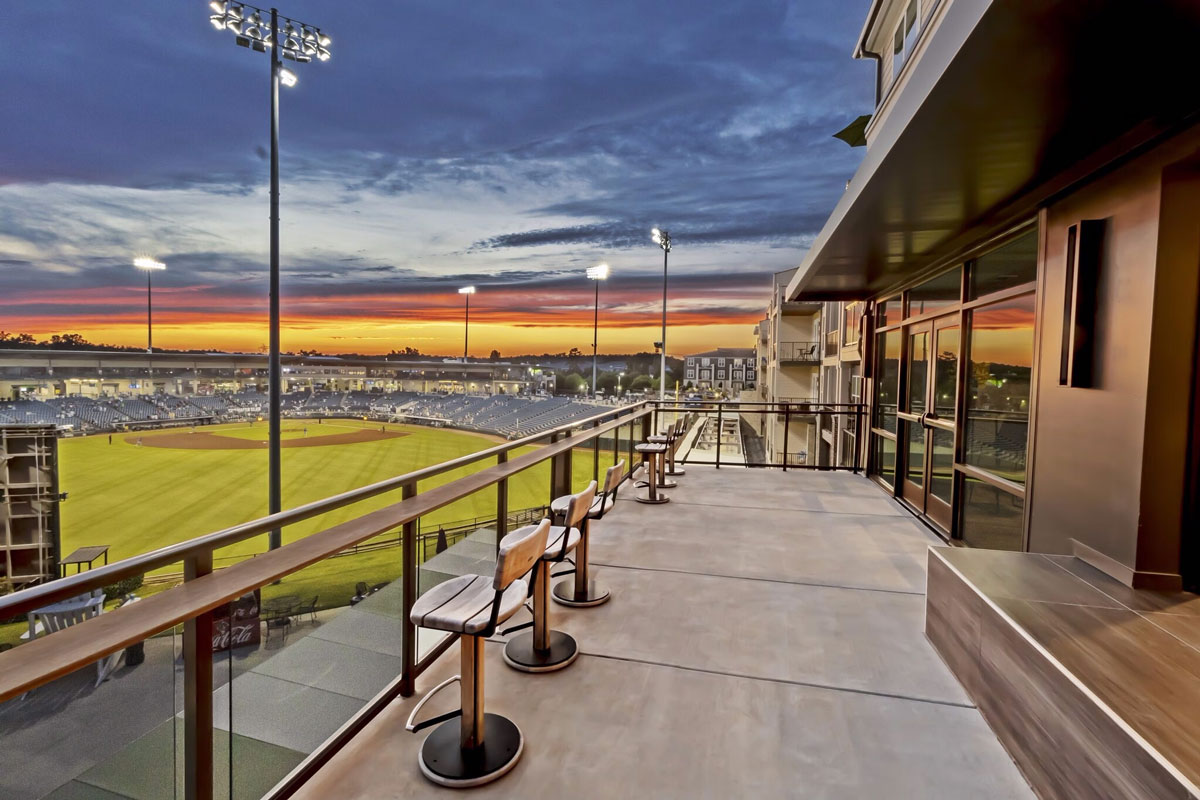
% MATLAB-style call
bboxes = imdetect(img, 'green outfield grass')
[0,419,625,646]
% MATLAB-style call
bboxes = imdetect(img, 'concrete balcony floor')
[295,466,1033,799]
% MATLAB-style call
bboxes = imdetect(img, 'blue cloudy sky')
[0,0,870,355]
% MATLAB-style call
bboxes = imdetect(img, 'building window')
[969,230,1038,300]
[892,0,920,81]
[843,303,863,347]
[906,267,961,318]
[964,293,1034,484]
[873,330,901,434]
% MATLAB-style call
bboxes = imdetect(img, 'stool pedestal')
[419,635,524,787]
[504,559,579,672]
[552,522,609,606]
[634,446,669,504]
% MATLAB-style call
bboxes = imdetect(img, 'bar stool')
[405,520,550,788]
[633,442,669,504]
[549,459,624,607]
[646,420,685,487]
[664,419,687,477]
[503,481,597,673]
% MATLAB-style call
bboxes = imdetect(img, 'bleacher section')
[1,390,604,438]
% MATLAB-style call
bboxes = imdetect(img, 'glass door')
[898,318,959,530]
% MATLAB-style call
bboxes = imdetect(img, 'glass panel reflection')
[874,331,900,434]
[907,267,961,317]
[970,231,1037,300]
[907,331,928,414]
[960,476,1024,550]
[930,428,954,505]
[933,326,958,419]
[905,421,924,488]
[964,294,1034,483]
[872,433,896,487]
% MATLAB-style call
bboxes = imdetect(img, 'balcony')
[777,341,820,365]
[0,404,1029,799]
[294,467,1030,799]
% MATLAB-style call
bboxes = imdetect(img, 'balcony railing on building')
[777,341,820,364]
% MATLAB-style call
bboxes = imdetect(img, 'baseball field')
[1,419,622,644]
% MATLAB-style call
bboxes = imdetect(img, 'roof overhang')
[788,0,1200,301]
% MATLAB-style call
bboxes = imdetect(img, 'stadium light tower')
[208,1,330,551]
[459,286,476,362]
[132,258,166,354]
[586,263,609,399]
[651,228,672,401]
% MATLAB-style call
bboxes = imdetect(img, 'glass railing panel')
[222,520,407,799]
[0,613,183,799]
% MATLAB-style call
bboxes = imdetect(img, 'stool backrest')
[603,460,625,497]
[564,481,598,530]
[493,519,551,591]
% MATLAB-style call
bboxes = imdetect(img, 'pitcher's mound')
[128,428,408,450]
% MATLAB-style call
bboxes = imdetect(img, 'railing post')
[782,403,790,472]
[640,408,652,442]
[715,404,722,469]
[613,417,620,473]
[854,403,864,474]
[496,451,508,546]
[627,419,635,469]
[592,419,600,482]
[183,551,214,800]
[400,479,418,697]
[549,432,572,498]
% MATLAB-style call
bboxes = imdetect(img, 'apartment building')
[682,347,756,393]
[752,269,820,464]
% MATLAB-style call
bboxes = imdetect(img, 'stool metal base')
[418,713,524,788]
[666,466,685,476]
[634,492,669,504]
[658,477,679,489]
[552,578,610,608]
[503,630,579,673]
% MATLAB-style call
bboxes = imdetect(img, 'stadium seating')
[1,389,604,438]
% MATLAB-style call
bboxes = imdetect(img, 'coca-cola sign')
[213,590,261,650]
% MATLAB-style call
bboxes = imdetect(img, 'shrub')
[102,574,144,599]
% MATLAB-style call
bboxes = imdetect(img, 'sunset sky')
[1,1,870,357]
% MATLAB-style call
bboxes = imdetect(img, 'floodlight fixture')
[208,1,331,62]
[133,257,166,271]
[279,68,297,87]
[459,286,476,294]
[586,263,610,281]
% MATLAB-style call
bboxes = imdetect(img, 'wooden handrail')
[0,407,650,702]
[0,401,649,618]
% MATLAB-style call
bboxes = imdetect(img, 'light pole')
[618,371,624,397]
[651,228,672,401]
[459,286,476,362]
[586,263,609,399]
[132,258,166,354]
[209,1,331,551]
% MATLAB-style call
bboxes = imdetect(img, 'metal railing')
[0,401,654,800]
[651,400,865,471]
[778,341,821,362]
